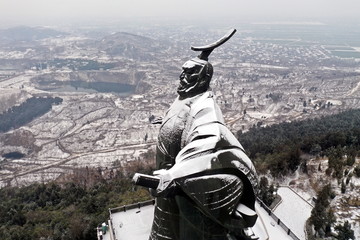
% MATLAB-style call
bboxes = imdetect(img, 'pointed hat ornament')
[191,28,236,61]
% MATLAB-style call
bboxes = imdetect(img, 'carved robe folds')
[150,91,258,240]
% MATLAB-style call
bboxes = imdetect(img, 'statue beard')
[177,78,209,99]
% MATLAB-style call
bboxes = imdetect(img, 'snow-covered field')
[273,187,313,239]
[333,176,360,240]
[0,75,162,187]
[285,157,360,239]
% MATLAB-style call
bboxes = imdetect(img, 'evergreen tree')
[310,184,336,237]
[354,165,360,178]
[258,176,276,206]
[341,181,346,194]
[335,221,355,240]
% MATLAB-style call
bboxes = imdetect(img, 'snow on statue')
[133,29,259,240]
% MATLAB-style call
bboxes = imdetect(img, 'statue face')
[177,58,212,98]
[177,60,203,95]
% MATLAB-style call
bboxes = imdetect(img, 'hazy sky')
[1,0,360,27]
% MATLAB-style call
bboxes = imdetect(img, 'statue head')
[177,29,236,99]
[177,58,213,98]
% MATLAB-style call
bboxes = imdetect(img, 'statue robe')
[150,91,258,240]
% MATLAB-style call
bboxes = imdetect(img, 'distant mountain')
[98,32,165,61]
[0,26,67,43]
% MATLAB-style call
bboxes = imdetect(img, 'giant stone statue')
[133,29,259,240]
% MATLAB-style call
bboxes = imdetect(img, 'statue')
[133,29,259,240]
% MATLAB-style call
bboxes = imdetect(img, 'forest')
[0,167,152,240]
[238,109,360,238]
[237,108,360,177]
[0,96,63,133]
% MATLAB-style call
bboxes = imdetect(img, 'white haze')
[0,0,360,27]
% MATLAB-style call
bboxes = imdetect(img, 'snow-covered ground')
[273,187,313,240]
[280,157,360,239]
[103,200,295,240]
[255,201,295,240]
[0,76,162,187]
[333,176,360,240]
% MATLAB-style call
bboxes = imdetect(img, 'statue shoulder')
[189,91,224,123]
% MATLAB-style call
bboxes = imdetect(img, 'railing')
[284,186,314,208]
[109,199,155,214]
[258,198,301,240]
[107,219,115,240]
[106,199,156,240]
[107,216,113,240]
[106,196,304,240]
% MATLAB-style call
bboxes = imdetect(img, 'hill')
[97,32,165,61]
[0,26,66,43]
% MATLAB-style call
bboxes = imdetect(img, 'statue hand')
[151,170,177,197]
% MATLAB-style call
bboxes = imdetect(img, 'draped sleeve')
[155,91,258,229]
